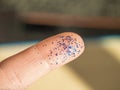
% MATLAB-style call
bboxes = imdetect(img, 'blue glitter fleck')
[66,45,78,57]
[68,46,72,49]
[67,50,72,56]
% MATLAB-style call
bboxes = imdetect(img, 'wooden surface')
[18,12,120,29]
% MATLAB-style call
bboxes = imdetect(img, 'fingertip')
[38,32,85,69]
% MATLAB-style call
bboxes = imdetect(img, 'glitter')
[77,50,81,54]
[55,62,58,65]
[67,50,72,56]
[66,36,72,40]
[76,44,79,48]
[68,46,72,49]
[62,39,64,42]
[52,42,54,44]
[74,38,77,41]
[62,43,67,50]
[47,34,82,66]
[55,53,58,56]
[42,44,47,47]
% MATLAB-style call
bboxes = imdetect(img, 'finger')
[0,32,85,89]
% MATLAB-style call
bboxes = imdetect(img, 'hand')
[0,32,84,90]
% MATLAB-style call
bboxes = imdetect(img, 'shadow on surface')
[68,41,120,90]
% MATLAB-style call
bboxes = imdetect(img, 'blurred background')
[0,0,120,90]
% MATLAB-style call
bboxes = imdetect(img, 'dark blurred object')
[0,11,56,43]
[0,11,120,43]
[0,11,25,43]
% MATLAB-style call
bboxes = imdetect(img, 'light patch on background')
[101,36,120,63]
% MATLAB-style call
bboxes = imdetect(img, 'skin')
[0,32,85,90]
